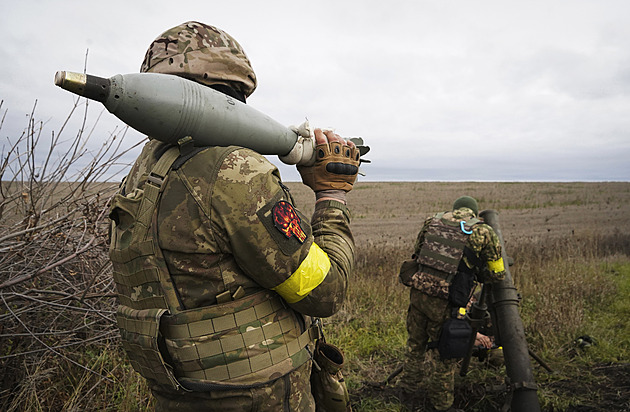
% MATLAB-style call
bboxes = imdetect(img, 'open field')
[286,181,630,248]
[2,181,630,411]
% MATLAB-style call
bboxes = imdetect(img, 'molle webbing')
[109,145,186,389]
[419,233,465,274]
[110,240,168,310]
[162,290,318,385]
[417,213,470,276]
[116,306,179,388]
[417,263,453,282]
[110,146,183,313]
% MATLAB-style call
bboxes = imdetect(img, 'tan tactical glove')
[297,140,360,192]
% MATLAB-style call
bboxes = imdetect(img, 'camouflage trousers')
[400,288,457,411]
[150,361,315,412]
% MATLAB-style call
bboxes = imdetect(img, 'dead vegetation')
[0,99,145,411]
[0,99,629,411]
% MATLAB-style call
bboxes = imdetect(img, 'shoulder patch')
[273,201,307,243]
[257,195,312,256]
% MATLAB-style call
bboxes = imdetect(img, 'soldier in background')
[108,21,359,411]
[397,196,506,411]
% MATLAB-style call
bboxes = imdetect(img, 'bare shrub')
[0,98,145,411]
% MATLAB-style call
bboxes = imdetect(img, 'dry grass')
[328,231,630,412]
[1,100,629,410]
[285,180,630,247]
[285,181,630,411]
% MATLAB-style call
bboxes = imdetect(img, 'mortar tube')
[480,209,541,412]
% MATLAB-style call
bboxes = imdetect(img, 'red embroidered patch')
[273,201,306,243]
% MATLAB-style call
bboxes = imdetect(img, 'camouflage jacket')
[412,207,505,290]
[120,139,354,318]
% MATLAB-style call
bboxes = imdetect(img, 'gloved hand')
[297,129,360,192]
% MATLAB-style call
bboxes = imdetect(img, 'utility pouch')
[437,318,472,359]
[398,259,418,287]
[311,340,351,412]
[116,305,182,390]
[448,270,475,308]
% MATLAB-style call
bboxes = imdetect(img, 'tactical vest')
[409,212,480,300]
[108,142,318,391]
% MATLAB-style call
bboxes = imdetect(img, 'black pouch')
[448,270,475,308]
[437,318,472,359]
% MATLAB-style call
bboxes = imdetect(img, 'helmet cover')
[140,21,257,98]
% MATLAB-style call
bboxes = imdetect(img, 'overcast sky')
[1,0,629,182]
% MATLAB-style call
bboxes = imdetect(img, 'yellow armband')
[272,243,331,303]
[487,257,505,273]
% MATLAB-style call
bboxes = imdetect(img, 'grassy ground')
[329,234,630,412]
[2,182,630,411]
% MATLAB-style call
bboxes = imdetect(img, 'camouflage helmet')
[140,21,257,99]
[453,196,479,216]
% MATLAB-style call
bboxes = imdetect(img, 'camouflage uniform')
[400,206,505,411]
[109,22,354,412]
